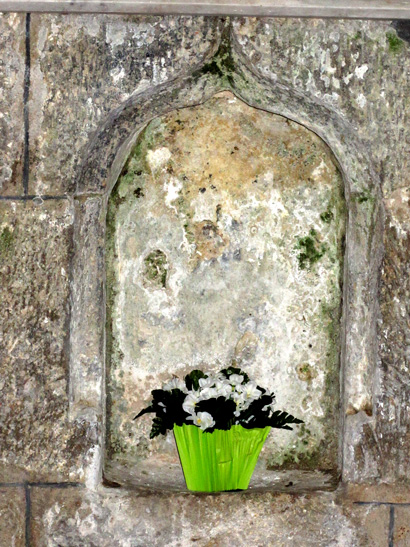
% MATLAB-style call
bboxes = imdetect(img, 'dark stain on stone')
[320,210,334,224]
[296,363,317,382]
[194,220,229,261]
[233,249,242,261]
[353,191,370,203]
[194,25,235,86]
[133,188,144,198]
[392,20,410,45]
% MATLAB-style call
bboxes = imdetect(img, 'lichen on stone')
[320,210,334,224]
[0,226,14,255]
[143,249,168,289]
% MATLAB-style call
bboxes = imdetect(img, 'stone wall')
[1,12,410,546]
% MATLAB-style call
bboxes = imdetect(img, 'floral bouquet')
[134,366,303,492]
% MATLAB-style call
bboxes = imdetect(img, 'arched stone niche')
[69,42,383,490]
[104,91,346,490]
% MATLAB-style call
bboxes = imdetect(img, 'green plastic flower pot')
[173,424,271,492]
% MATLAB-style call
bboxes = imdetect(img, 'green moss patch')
[296,229,326,270]
[0,226,14,255]
[386,31,404,54]
[320,210,334,224]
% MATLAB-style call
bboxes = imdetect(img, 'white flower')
[162,377,187,393]
[187,411,215,430]
[240,382,262,401]
[199,387,219,400]
[229,374,244,386]
[199,376,215,389]
[182,392,201,415]
[214,380,232,397]
[232,391,246,406]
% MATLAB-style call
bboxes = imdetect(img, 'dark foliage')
[195,397,236,432]
[134,367,303,438]
[184,369,206,391]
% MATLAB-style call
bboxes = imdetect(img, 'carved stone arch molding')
[69,26,383,487]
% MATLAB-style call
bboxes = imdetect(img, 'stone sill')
[104,459,339,494]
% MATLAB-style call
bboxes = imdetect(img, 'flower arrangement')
[134,366,303,492]
[134,366,303,437]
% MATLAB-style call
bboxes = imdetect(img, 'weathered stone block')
[347,483,410,504]
[0,486,25,547]
[29,14,222,195]
[0,13,25,196]
[231,18,410,196]
[393,506,410,546]
[69,196,105,420]
[0,199,95,482]
[348,503,390,547]
[30,487,376,546]
[344,201,410,483]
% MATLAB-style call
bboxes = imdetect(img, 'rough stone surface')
[347,483,410,503]
[69,196,105,420]
[0,13,25,196]
[30,487,375,547]
[371,201,410,483]
[71,21,383,474]
[0,487,25,547]
[105,91,345,487]
[231,18,410,196]
[0,13,410,547]
[29,14,222,195]
[0,200,95,482]
[393,506,410,546]
[347,503,390,547]
[228,17,410,484]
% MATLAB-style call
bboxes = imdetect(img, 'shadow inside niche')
[392,20,410,44]
[104,458,339,495]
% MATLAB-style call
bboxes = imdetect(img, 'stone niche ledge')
[104,459,339,494]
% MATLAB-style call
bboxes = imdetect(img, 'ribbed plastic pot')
[173,424,271,492]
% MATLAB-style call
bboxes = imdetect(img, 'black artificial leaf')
[196,397,236,430]
[184,369,206,391]
[219,366,250,383]
[133,405,154,420]
[239,395,286,429]
[151,389,168,403]
[150,416,167,438]
[239,394,273,421]
[269,410,304,430]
